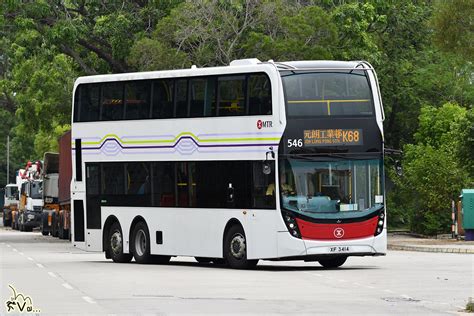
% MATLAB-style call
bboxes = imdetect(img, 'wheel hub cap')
[111,231,122,255]
[135,229,147,257]
[230,234,246,259]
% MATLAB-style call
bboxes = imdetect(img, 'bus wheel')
[130,221,154,264]
[223,225,258,269]
[195,257,212,264]
[318,256,347,268]
[109,222,132,263]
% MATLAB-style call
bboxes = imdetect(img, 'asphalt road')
[0,225,472,315]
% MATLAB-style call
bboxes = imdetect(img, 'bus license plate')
[329,246,350,253]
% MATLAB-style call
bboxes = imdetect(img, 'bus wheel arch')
[222,219,258,269]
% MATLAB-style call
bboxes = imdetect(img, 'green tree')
[396,103,472,235]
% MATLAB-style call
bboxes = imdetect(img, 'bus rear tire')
[318,256,347,268]
[130,221,154,264]
[109,222,132,263]
[223,224,258,269]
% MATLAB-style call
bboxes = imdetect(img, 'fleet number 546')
[287,139,303,148]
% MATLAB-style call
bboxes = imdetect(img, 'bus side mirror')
[395,160,403,176]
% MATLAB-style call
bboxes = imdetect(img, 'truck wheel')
[318,256,347,268]
[223,224,258,269]
[51,213,58,237]
[41,213,49,236]
[109,222,132,263]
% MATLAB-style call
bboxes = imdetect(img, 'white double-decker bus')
[71,58,386,269]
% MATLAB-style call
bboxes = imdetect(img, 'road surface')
[0,225,472,315]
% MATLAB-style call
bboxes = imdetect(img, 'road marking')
[36,263,44,268]
[384,289,394,293]
[48,272,58,278]
[19,252,24,256]
[62,283,73,290]
[366,285,375,289]
[82,296,96,304]
[27,257,34,261]
[13,248,18,252]
[6,244,11,248]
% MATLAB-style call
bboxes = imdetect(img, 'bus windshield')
[281,71,374,117]
[279,158,383,215]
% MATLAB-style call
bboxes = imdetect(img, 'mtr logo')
[257,120,273,129]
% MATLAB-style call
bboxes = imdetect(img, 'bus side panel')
[101,207,281,259]
[246,210,279,260]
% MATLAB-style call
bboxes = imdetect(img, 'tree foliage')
[0,0,472,235]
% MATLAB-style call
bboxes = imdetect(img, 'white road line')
[27,257,34,261]
[12,248,18,252]
[366,285,375,289]
[19,252,24,256]
[82,296,96,304]
[384,289,394,293]
[6,244,11,247]
[62,283,73,290]
[36,263,44,268]
[48,272,58,278]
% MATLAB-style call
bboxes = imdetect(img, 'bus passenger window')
[125,81,151,120]
[218,76,246,116]
[125,163,151,206]
[152,79,174,119]
[101,82,124,120]
[248,74,272,115]
[190,77,216,117]
[175,79,188,118]
[78,84,100,122]
[152,162,175,207]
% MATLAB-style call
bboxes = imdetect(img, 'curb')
[388,244,474,254]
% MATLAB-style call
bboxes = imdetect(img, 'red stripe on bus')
[295,216,379,240]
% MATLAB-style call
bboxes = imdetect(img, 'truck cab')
[3,184,19,227]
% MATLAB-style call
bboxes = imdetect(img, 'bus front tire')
[318,256,347,268]
[109,222,132,263]
[223,225,258,269]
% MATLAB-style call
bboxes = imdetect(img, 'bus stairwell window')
[248,74,272,115]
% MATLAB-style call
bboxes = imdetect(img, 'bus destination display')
[303,129,363,146]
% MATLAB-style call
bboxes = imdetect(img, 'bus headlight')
[282,211,301,239]
[374,211,385,236]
